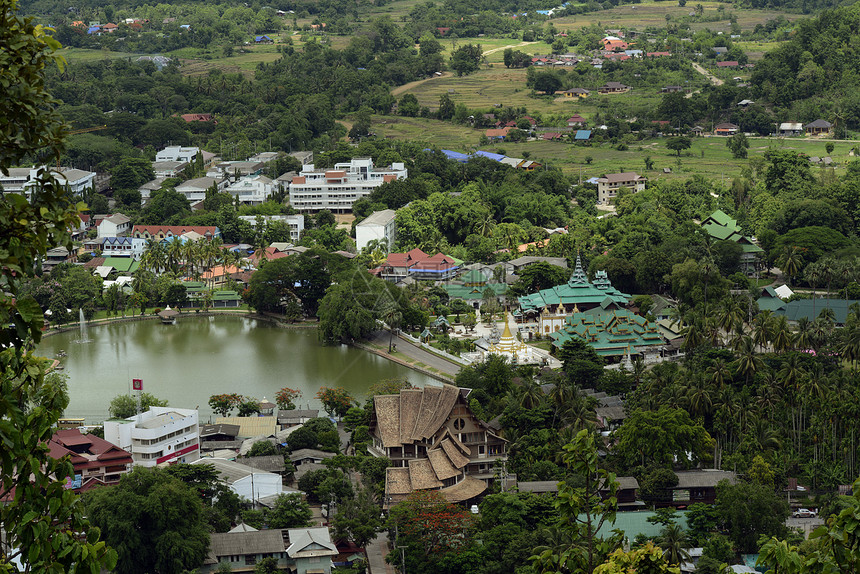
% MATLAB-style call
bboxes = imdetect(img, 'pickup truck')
[792,508,817,518]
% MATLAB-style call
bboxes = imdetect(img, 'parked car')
[793,508,817,518]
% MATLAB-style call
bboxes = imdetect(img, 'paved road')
[366,532,397,574]
[368,330,462,377]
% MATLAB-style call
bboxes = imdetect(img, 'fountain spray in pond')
[77,308,91,343]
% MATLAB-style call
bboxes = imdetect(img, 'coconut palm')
[659,524,691,566]
[794,316,814,351]
[779,245,804,286]
[707,359,731,388]
[771,315,793,353]
[733,336,763,386]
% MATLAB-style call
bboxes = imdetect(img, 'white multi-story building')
[288,158,407,212]
[101,236,147,258]
[239,214,305,242]
[356,209,397,252]
[2,167,96,199]
[103,406,200,468]
[155,146,201,163]
[175,176,223,203]
[227,175,274,205]
[96,213,132,238]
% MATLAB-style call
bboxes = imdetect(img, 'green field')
[550,0,800,32]
[370,113,856,182]
[399,66,702,118]
[59,47,140,63]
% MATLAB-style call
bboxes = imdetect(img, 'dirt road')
[482,40,538,56]
[390,72,452,96]
[692,62,724,86]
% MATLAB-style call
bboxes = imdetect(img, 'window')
[453,418,466,431]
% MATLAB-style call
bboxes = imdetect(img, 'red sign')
[155,443,199,465]
[132,379,143,391]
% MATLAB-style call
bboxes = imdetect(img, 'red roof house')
[379,248,459,282]
[48,429,133,492]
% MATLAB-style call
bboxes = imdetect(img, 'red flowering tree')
[316,386,355,418]
[208,393,243,417]
[275,387,302,410]
[389,490,476,555]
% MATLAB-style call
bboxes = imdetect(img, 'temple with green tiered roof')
[700,210,763,276]
[549,307,665,360]
[517,255,631,335]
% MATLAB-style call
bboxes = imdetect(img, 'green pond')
[37,315,436,424]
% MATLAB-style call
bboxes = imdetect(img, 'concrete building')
[356,209,397,252]
[289,158,407,212]
[96,213,132,238]
[155,146,200,163]
[597,172,646,204]
[151,160,189,178]
[226,175,274,205]
[238,214,305,242]
[175,176,223,203]
[190,457,282,503]
[101,236,147,258]
[4,167,97,200]
[103,406,200,468]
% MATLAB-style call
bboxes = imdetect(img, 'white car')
[793,508,817,518]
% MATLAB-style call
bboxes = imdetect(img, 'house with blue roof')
[473,150,507,162]
[87,25,100,34]
[255,35,273,43]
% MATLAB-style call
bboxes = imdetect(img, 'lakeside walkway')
[366,330,462,377]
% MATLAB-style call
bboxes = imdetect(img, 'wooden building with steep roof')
[368,384,507,508]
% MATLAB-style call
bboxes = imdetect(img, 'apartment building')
[288,158,407,212]
[103,406,200,467]
[596,172,646,204]
[356,209,397,252]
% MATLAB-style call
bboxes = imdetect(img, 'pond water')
[37,315,435,424]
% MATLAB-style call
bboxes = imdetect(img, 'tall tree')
[85,467,210,574]
[0,1,117,570]
[531,429,623,574]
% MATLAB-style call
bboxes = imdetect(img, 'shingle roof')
[209,529,285,558]
[674,470,736,488]
[408,458,444,490]
[241,455,287,473]
[439,475,486,503]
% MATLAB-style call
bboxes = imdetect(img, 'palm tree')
[794,316,814,351]
[771,315,793,353]
[733,336,763,386]
[805,263,821,318]
[684,374,714,420]
[779,245,804,286]
[519,379,544,410]
[707,359,731,388]
[659,523,691,566]
[752,311,774,352]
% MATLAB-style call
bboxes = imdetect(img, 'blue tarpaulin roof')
[441,150,470,162]
[473,151,506,162]
[575,130,592,140]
